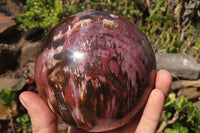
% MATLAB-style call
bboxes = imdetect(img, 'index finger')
[135,70,172,133]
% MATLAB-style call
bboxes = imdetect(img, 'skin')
[19,70,172,133]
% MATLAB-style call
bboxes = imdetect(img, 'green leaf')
[180,126,188,133]
[0,88,15,106]
[164,93,176,109]
[167,112,172,119]
[173,122,188,133]
[150,0,164,18]
[178,96,188,110]
[164,128,176,133]
[16,114,31,130]
[194,41,200,50]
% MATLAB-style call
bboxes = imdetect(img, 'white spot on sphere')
[109,14,119,19]
[103,19,115,26]
[53,31,63,41]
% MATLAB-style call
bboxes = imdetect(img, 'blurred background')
[0,0,200,132]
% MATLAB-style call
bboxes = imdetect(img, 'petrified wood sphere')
[35,11,156,132]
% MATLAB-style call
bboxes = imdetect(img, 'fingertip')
[19,91,27,109]
[156,70,172,98]
[157,70,172,80]
[19,91,58,133]
[157,70,172,83]
[19,91,37,109]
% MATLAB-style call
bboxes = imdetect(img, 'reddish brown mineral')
[35,11,156,132]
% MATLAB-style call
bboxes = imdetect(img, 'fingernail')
[19,94,27,109]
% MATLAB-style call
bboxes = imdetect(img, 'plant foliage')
[18,0,63,33]
[158,93,200,132]
[16,114,31,132]
[0,88,15,107]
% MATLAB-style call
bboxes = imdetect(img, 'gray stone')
[27,62,36,78]
[178,87,200,100]
[156,53,200,79]
[22,62,36,79]
[20,41,41,65]
[0,77,26,91]
[172,79,200,89]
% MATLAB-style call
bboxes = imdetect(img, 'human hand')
[19,70,172,133]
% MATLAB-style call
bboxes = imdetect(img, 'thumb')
[19,91,58,133]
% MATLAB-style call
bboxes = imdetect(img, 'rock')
[0,76,26,92]
[21,62,36,79]
[172,79,200,89]
[20,41,41,78]
[0,13,16,36]
[20,41,41,65]
[194,100,200,111]
[0,0,23,17]
[0,0,23,36]
[156,53,200,79]
[0,102,18,120]
[6,0,23,16]
[27,62,35,78]
[178,87,200,100]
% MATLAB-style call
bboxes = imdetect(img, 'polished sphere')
[35,11,156,132]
